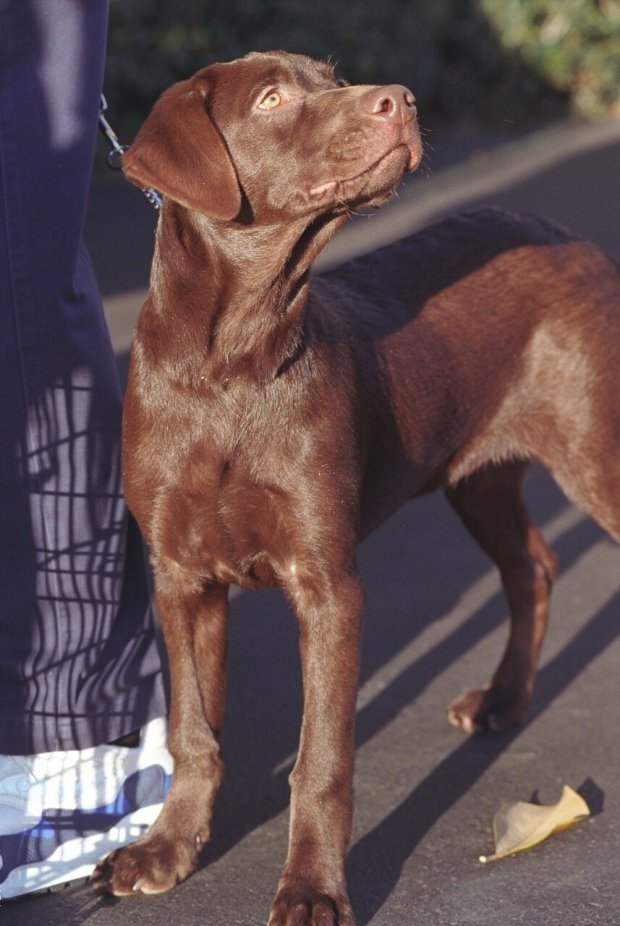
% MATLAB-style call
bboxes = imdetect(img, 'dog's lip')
[309,141,422,199]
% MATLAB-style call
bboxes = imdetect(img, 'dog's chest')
[153,425,296,590]
[129,355,356,590]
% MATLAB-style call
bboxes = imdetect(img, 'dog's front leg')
[93,576,228,895]
[269,571,364,926]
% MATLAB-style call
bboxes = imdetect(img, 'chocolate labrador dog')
[93,51,620,924]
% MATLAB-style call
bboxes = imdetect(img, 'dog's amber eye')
[258,90,282,110]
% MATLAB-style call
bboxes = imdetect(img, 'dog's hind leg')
[445,462,557,733]
[93,577,229,894]
[543,441,620,544]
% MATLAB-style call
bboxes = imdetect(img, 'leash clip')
[98,95,162,211]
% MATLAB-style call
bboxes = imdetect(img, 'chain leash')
[98,95,162,211]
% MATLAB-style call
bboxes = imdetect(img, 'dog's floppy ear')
[122,74,242,220]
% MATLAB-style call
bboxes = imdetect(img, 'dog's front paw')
[268,881,355,926]
[448,685,529,733]
[91,833,199,896]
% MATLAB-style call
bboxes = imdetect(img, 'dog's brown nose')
[361,84,416,123]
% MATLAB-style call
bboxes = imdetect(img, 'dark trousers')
[0,0,166,753]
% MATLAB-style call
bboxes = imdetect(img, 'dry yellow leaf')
[479,784,590,863]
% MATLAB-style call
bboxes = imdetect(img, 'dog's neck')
[146,201,347,385]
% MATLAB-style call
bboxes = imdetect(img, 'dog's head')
[123,50,422,223]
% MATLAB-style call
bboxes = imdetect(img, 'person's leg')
[0,0,166,753]
[0,0,169,897]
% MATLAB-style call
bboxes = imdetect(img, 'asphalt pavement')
[3,115,620,925]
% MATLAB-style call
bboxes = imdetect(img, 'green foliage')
[105,0,619,131]
[481,0,620,117]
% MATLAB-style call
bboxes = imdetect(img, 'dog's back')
[314,208,620,534]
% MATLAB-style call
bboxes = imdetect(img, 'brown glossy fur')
[93,51,620,925]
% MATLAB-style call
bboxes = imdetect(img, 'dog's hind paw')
[448,685,529,734]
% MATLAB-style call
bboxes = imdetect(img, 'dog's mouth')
[309,140,422,203]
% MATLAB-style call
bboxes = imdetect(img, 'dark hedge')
[104,0,620,132]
